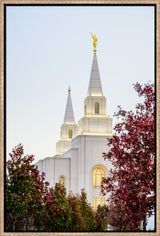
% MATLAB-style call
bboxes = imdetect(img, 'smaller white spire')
[63,87,75,124]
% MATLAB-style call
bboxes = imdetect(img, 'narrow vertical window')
[69,129,72,139]
[84,104,87,115]
[95,102,99,114]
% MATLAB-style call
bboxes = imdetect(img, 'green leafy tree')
[68,191,86,231]
[43,183,72,231]
[95,204,109,231]
[79,189,96,231]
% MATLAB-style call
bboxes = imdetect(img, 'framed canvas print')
[0,1,159,235]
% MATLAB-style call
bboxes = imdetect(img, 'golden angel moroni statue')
[90,32,97,53]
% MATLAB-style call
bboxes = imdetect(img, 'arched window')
[93,168,105,188]
[84,104,87,115]
[59,176,65,186]
[95,102,100,114]
[68,129,72,139]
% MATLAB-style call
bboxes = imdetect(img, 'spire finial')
[90,32,97,54]
[68,86,71,94]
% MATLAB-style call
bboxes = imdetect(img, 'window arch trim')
[93,167,105,188]
[92,165,108,188]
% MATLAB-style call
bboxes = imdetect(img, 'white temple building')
[37,40,114,209]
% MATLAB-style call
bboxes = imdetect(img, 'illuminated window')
[84,105,87,115]
[93,168,105,188]
[95,102,99,114]
[69,129,72,139]
[59,176,65,186]
[93,198,105,209]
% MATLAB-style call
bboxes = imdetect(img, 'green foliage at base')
[95,205,110,231]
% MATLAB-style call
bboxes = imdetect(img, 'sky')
[6,5,155,230]
[7,5,154,161]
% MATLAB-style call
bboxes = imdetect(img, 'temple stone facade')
[37,49,113,209]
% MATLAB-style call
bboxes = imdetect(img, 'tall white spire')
[78,35,112,136]
[87,53,103,97]
[63,87,75,124]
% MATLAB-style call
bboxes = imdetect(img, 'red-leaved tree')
[101,83,155,231]
[6,144,49,231]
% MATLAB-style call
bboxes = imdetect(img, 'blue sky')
[6,5,155,230]
[7,6,154,159]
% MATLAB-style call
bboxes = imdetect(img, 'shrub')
[95,204,109,231]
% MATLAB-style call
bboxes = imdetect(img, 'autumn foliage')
[68,190,97,231]
[101,83,155,231]
[6,82,155,231]
[95,205,109,231]
[6,145,107,231]
[6,144,49,231]
[43,183,72,231]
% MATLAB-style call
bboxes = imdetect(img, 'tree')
[6,144,49,231]
[43,183,72,231]
[101,83,155,231]
[79,189,96,231]
[43,185,98,232]
[95,204,109,231]
[68,191,86,231]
